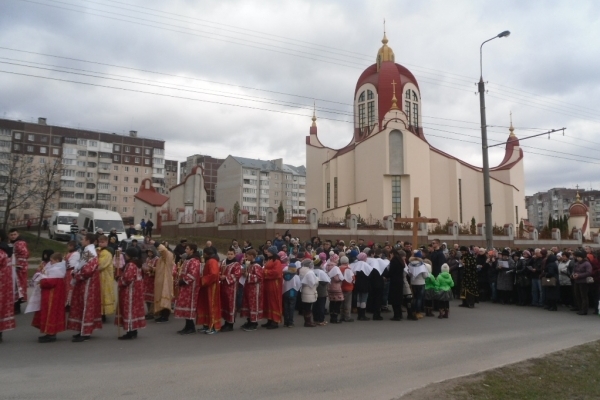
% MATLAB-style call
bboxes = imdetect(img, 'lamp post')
[479,30,510,250]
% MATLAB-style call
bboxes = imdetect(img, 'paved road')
[1,302,598,400]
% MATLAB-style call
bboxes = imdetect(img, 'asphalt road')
[1,301,599,400]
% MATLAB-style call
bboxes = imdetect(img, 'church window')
[334,177,338,208]
[358,103,366,127]
[405,89,419,127]
[326,183,330,209]
[389,130,404,175]
[392,176,401,216]
[357,89,376,128]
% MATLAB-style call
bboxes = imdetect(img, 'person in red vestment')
[115,248,146,340]
[0,230,16,342]
[240,249,263,332]
[32,252,67,343]
[196,247,221,335]
[67,233,102,343]
[219,249,242,332]
[9,228,30,314]
[142,249,157,320]
[262,246,283,329]
[63,241,80,311]
[174,244,201,335]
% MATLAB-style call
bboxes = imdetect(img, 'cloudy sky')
[1,0,599,196]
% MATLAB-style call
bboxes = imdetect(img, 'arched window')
[404,89,419,127]
[357,89,376,128]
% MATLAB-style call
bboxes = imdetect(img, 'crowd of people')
[1,228,598,344]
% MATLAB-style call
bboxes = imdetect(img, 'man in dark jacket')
[429,239,446,277]
[173,239,187,263]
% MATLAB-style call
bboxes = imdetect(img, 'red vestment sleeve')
[224,263,242,285]
[263,260,283,280]
[183,259,200,284]
[119,263,137,287]
[247,264,263,283]
[201,259,219,286]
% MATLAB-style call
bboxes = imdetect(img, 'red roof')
[134,179,169,207]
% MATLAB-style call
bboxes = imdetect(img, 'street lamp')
[479,30,510,250]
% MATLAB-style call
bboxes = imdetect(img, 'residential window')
[124,156,130,162]
[14,132,22,139]
[112,196,117,202]
[28,134,35,141]
[89,140,97,147]
[135,147,140,154]
[53,137,61,145]
[123,207,127,212]
[13,144,20,151]
[113,186,118,192]
[124,166,129,172]
[123,197,128,202]
[134,167,139,173]
[77,139,87,146]
[124,146,130,152]
[78,150,87,156]
[114,165,118,171]
[144,159,150,165]
[114,144,120,152]
[52,148,59,155]
[135,157,140,164]
[124,177,129,182]
[26,145,34,152]
[144,148,150,155]
[114,176,118,181]
[392,176,401,216]
[40,135,48,143]
[113,155,120,162]
[124,187,128,193]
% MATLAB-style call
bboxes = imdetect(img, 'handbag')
[586,276,594,284]
[541,277,556,287]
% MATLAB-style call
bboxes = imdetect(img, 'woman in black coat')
[543,254,560,311]
[384,248,405,321]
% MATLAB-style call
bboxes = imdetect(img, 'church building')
[305,32,526,226]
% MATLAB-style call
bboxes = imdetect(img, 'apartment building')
[0,117,167,223]
[216,156,306,221]
[164,159,178,194]
[180,154,223,207]
[525,187,600,229]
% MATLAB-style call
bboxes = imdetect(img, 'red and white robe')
[240,263,263,322]
[220,260,241,323]
[64,250,80,306]
[196,258,221,330]
[0,248,15,332]
[31,261,67,335]
[12,239,30,302]
[115,262,146,332]
[67,245,102,336]
[142,256,157,303]
[174,257,201,320]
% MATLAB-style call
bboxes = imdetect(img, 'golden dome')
[377,32,395,71]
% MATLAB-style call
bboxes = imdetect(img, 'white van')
[78,208,127,242]
[49,211,79,241]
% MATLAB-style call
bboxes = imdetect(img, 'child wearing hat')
[436,264,454,318]
[281,252,301,327]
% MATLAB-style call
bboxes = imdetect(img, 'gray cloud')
[1,0,599,199]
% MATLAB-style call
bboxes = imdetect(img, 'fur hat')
[340,256,349,264]
[441,263,450,273]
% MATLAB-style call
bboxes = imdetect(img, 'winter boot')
[425,307,434,317]
[303,311,316,327]
[390,306,402,321]
[14,302,21,315]
[437,309,444,319]
[358,308,371,321]
[443,309,449,319]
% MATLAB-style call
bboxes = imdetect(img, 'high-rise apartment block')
[526,187,600,229]
[0,117,170,223]
[216,156,306,221]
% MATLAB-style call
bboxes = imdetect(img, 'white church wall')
[355,130,388,216]
[306,144,329,211]
[429,150,459,222]
[337,150,356,208]
[403,129,432,217]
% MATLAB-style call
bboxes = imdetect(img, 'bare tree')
[0,154,39,231]
[34,158,63,242]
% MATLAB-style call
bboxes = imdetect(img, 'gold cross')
[391,79,397,94]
